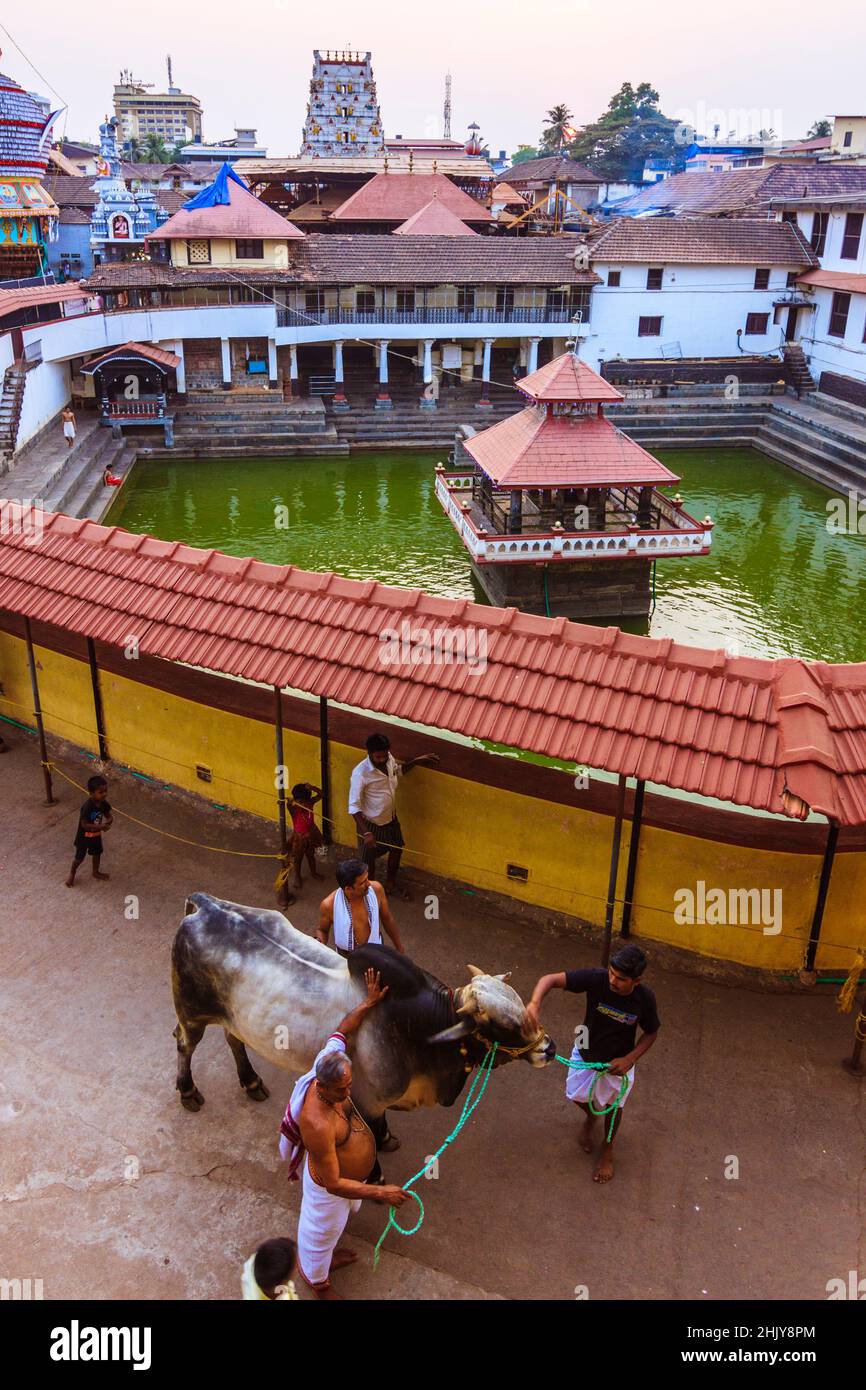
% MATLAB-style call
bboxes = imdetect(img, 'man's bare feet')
[93,871,110,880]
[386,882,413,901]
[593,1150,615,1183]
[579,1114,596,1153]
[330,1247,358,1270]
[64,877,76,888]
[312,1283,342,1300]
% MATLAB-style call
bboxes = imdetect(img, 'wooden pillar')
[24,617,56,804]
[619,778,645,939]
[274,686,290,906]
[803,820,839,975]
[86,638,109,762]
[509,490,522,534]
[602,773,627,965]
[319,695,332,845]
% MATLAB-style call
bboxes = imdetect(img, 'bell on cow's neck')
[459,1044,468,1056]
[464,1063,472,1073]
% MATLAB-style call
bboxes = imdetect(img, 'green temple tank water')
[106,447,866,663]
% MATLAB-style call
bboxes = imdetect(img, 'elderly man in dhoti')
[279,967,407,1298]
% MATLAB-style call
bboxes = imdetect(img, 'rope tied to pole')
[836,950,866,1013]
[372,1042,498,1270]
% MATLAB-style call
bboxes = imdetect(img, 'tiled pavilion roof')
[2,505,866,824]
[463,410,681,488]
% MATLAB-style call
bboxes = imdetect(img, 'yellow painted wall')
[1,629,863,975]
[170,238,291,269]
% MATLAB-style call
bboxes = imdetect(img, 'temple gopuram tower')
[300,50,385,157]
[436,351,713,621]
[0,66,60,280]
[90,117,168,264]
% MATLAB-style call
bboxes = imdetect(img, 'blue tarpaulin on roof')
[181,162,248,211]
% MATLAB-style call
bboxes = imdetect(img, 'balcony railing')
[434,471,712,564]
[276,305,588,328]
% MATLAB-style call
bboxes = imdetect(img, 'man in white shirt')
[348,732,438,899]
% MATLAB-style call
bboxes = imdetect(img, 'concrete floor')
[1,732,863,1302]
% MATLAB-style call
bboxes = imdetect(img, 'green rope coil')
[373,1042,499,1270]
[555,1053,628,1142]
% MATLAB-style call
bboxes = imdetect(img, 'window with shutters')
[607,270,621,287]
[754,268,770,290]
[638,316,662,337]
[828,291,851,337]
[235,239,264,259]
[744,313,769,335]
[646,267,663,290]
[841,213,863,260]
[810,212,828,257]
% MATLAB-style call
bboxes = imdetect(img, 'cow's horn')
[466,964,485,978]
[494,971,512,982]
[429,1018,476,1044]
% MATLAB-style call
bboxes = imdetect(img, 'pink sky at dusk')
[3,2,865,157]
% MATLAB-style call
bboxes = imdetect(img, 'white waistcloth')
[348,754,401,825]
[63,421,75,438]
[280,1033,347,1179]
[564,1040,635,1108]
[240,1254,298,1301]
[332,886,381,951]
[297,1154,361,1287]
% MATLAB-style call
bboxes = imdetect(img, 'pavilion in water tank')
[435,350,713,620]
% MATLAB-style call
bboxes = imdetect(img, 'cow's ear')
[493,972,512,982]
[429,1019,476,1044]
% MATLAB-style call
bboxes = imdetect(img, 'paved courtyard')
[1,733,863,1301]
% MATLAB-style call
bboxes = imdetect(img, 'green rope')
[372,1042,499,1270]
[554,1053,628,1142]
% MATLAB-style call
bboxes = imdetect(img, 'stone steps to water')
[3,418,106,504]
[807,391,866,428]
[761,412,866,472]
[42,432,124,514]
[140,442,351,460]
[755,423,866,498]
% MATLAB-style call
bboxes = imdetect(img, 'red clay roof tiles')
[463,408,681,487]
[2,504,865,822]
[517,354,625,403]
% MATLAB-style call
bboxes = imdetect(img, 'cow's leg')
[224,1029,270,1101]
[368,1112,400,1153]
[174,1020,207,1111]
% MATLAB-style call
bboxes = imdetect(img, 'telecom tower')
[444,72,452,140]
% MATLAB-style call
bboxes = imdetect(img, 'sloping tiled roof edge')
[1,505,865,823]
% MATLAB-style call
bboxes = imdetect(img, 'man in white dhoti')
[279,967,408,1299]
[61,406,77,449]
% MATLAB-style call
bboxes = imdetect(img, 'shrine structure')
[300,50,386,158]
[90,117,168,264]
[436,350,713,619]
[0,66,60,281]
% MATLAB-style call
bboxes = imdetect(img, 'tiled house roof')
[615,164,866,217]
[394,198,477,236]
[589,216,819,266]
[499,155,601,185]
[332,172,492,223]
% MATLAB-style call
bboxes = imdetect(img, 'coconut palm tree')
[540,104,574,153]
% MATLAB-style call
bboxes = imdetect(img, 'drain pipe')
[802,819,839,980]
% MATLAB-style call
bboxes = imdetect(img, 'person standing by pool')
[348,732,438,899]
[61,405,77,450]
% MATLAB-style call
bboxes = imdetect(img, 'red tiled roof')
[0,282,86,320]
[463,408,681,488]
[394,198,477,236]
[798,268,866,295]
[499,156,600,185]
[589,216,818,266]
[617,163,866,217]
[517,353,625,403]
[332,172,492,223]
[150,177,305,241]
[2,505,864,822]
[81,341,180,373]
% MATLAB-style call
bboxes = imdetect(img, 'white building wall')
[780,207,866,384]
[585,263,791,371]
[15,358,72,450]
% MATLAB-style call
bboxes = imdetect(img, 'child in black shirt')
[65,775,113,887]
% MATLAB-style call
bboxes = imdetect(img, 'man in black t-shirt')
[65,775,113,887]
[527,944,660,1184]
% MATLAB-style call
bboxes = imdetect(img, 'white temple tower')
[300,50,385,158]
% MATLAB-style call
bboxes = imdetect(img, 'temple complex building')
[0,67,60,281]
[300,51,385,159]
[90,118,169,265]
[436,351,712,618]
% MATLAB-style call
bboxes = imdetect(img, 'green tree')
[806,119,832,138]
[510,144,539,165]
[141,134,171,164]
[568,82,684,183]
[540,104,574,153]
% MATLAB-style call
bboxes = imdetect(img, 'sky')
[3,2,866,158]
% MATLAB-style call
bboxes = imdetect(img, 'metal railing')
[276,305,588,328]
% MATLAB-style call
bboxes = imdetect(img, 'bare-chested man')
[316,857,404,956]
[279,968,407,1299]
